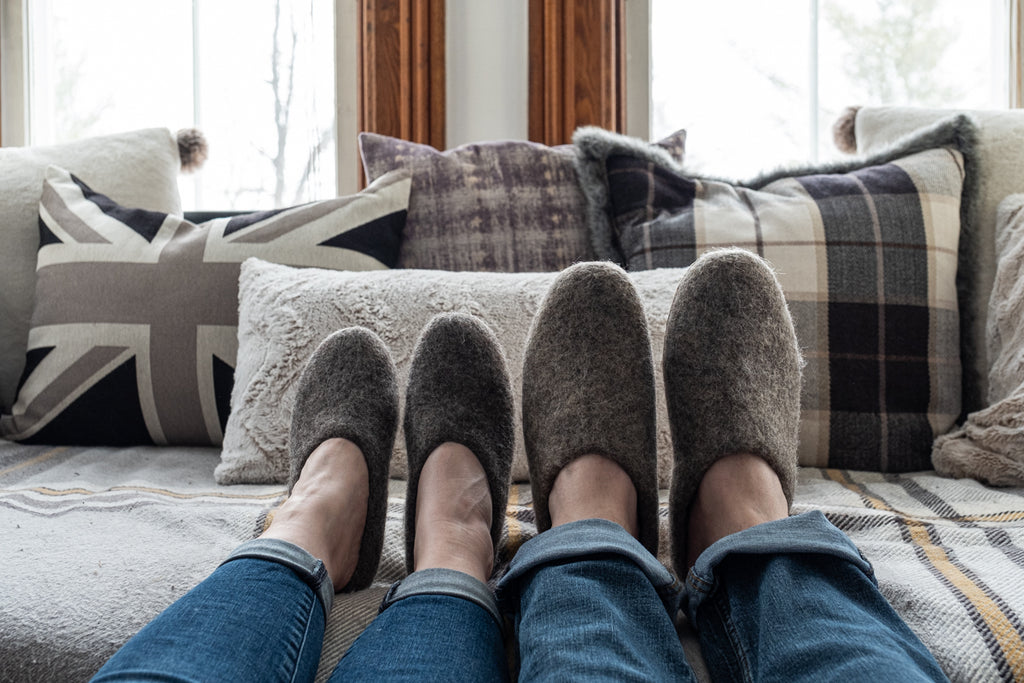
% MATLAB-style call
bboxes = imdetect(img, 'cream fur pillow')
[987,194,1024,404]
[217,258,688,486]
[931,194,1024,485]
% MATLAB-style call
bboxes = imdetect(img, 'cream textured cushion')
[217,259,688,486]
[987,194,1024,405]
[931,194,1024,485]
[0,128,182,412]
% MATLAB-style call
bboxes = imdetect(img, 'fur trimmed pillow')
[576,116,980,472]
[847,106,1024,405]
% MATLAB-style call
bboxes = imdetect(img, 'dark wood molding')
[359,0,445,148]
[528,0,625,146]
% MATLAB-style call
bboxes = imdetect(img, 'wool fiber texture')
[664,249,802,574]
[288,327,399,591]
[403,313,515,573]
[522,262,660,555]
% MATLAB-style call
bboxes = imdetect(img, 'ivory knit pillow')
[217,259,689,485]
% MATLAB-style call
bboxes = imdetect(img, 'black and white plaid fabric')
[603,145,968,472]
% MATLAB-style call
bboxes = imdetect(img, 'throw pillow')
[0,166,411,447]
[0,128,182,413]
[576,115,980,472]
[987,193,1024,406]
[570,126,689,262]
[932,194,1024,486]
[358,130,686,272]
[846,106,1024,407]
[217,259,689,486]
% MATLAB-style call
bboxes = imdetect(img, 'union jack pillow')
[0,165,411,446]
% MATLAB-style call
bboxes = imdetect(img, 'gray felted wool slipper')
[522,262,659,554]
[288,327,399,592]
[664,248,802,576]
[403,313,515,575]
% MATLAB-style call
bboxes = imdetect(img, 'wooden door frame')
[358,0,446,149]
[528,0,626,146]
[357,0,626,150]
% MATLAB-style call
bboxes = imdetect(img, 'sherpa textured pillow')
[0,128,182,413]
[0,166,410,447]
[217,258,688,486]
[932,194,1024,486]
[576,115,980,472]
[987,195,1024,406]
[358,130,686,272]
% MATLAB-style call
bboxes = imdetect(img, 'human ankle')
[548,454,639,538]
[686,453,788,568]
[412,443,494,582]
[261,438,368,588]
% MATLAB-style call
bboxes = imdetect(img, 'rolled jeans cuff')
[685,509,874,623]
[497,518,683,616]
[381,568,502,627]
[221,538,334,620]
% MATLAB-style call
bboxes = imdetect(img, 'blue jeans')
[92,511,947,682]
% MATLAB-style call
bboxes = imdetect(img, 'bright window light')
[651,0,1008,178]
[27,0,336,210]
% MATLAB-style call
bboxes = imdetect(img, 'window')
[8,1,1010,199]
[649,0,1010,177]
[23,0,336,209]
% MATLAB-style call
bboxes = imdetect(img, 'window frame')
[358,0,445,148]
[0,0,447,197]
[5,0,1017,182]
[527,0,627,146]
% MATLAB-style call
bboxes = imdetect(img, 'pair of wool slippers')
[288,248,802,592]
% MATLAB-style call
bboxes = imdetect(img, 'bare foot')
[260,438,368,590]
[686,453,788,569]
[548,454,639,538]
[413,442,494,583]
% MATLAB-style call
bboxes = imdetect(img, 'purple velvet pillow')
[359,131,686,272]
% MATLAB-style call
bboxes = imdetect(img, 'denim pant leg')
[686,510,948,683]
[92,538,331,683]
[497,518,696,682]
[331,568,508,682]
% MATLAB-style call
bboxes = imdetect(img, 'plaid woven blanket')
[794,469,1024,681]
[2,440,1022,681]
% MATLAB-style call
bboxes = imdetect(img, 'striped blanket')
[2,439,1022,681]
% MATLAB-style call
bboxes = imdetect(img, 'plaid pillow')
[359,130,686,272]
[576,116,980,472]
[1,166,410,447]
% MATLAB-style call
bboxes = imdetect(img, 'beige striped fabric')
[794,469,1024,680]
[2,439,1021,681]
